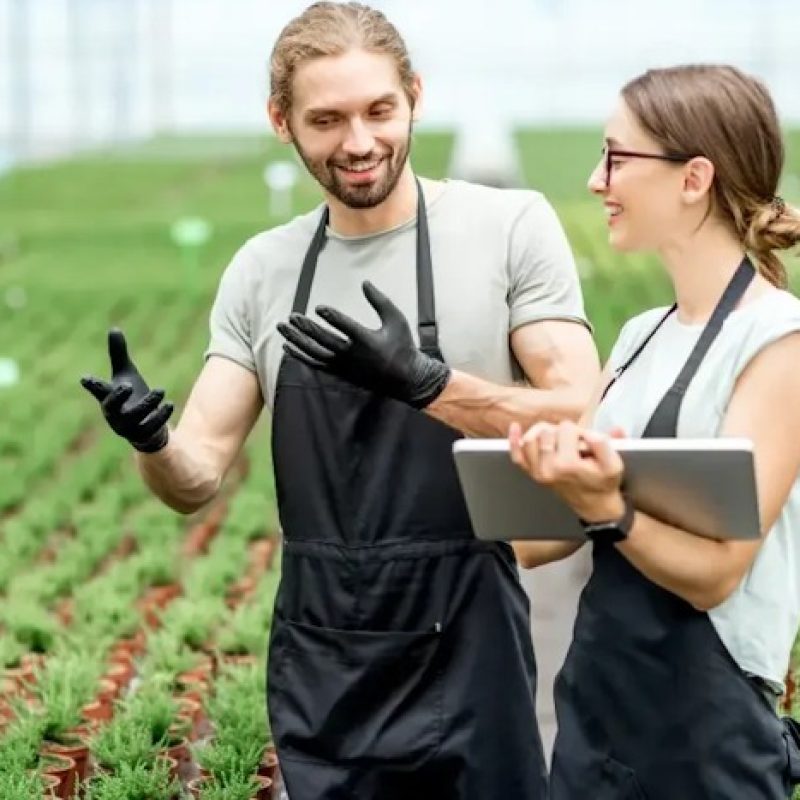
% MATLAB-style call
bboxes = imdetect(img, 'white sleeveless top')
[594,289,800,691]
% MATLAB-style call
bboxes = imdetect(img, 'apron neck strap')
[641,256,756,438]
[291,177,441,357]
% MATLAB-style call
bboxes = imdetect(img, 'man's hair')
[269,2,416,117]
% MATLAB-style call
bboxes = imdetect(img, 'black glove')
[277,281,451,409]
[80,329,174,453]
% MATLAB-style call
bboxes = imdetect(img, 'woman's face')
[587,98,694,253]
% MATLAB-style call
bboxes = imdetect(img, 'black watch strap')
[580,495,635,543]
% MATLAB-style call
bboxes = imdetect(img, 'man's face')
[273,49,420,209]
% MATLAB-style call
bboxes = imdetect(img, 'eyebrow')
[604,136,624,147]
[305,93,399,117]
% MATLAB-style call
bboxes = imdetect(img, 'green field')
[0,129,798,798]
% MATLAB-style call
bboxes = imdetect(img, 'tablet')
[452,438,761,541]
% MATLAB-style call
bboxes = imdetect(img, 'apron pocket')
[269,617,444,766]
[599,757,649,800]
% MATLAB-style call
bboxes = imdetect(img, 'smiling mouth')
[333,156,386,173]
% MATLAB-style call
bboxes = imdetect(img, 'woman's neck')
[658,225,750,324]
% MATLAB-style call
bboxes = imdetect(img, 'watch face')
[584,523,627,543]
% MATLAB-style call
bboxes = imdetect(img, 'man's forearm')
[425,370,588,437]
[134,430,221,514]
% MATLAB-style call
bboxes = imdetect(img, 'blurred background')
[0,0,799,787]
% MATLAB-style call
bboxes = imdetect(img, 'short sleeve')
[204,243,257,373]
[507,193,590,333]
[729,307,800,386]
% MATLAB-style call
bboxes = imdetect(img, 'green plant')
[0,766,47,799]
[90,715,158,772]
[125,683,186,747]
[84,758,179,800]
[198,774,265,800]
[206,664,267,746]
[0,632,26,669]
[160,596,225,651]
[137,630,198,684]
[215,603,268,658]
[2,601,60,653]
[35,655,97,744]
[195,737,264,784]
[0,716,42,772]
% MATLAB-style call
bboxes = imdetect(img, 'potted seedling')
[90,715,158,775]
[193,737,264,783]
[215,604,267,665]
[1,632,33,695]
[125,683,190,779]
[194,774,272,800]
[84,758,180,800]
[37,657,98,785]
[0,767,50,800]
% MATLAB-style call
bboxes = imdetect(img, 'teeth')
[341,162,379,173]
[605,206,622,217]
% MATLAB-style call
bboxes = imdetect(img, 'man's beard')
[292,122,412,209]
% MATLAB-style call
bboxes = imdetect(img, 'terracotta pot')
[109,630,146,664]
[81,698,112,724]
[55,597,74,626]
[250,539,275,571]
[258,748,279,783]
[254,775,274,800]
[182,520,218,557]
[40,752,76,799]
[220,653,258,667]
[175,697,203,740]
[104,661,134,693]
[41,728,91,785]
[137,584,181,628]
[96,678,119,703]
[164,736,190,773]
[40,772,60,799]
[4,662,37,691]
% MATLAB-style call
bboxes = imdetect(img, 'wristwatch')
[580,495,635,543]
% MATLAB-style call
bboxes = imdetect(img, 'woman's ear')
[682,156,715,206]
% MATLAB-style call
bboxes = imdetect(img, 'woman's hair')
[622,64,800,288]
[269,2,416,118]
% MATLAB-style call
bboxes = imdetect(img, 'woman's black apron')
[550,257,800,799]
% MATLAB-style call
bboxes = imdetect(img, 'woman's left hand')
[509,420,626,522]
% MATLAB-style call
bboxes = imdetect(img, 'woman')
[511,65,800,798]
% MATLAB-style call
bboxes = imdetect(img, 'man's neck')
[326,167,418,237]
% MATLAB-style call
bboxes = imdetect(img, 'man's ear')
[410,74,423,122]
[682,156,715,207]
[268,98,293,144]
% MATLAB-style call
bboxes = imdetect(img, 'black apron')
[550,257,800,799]
[267,182,548,800]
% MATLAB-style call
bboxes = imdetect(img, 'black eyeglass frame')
[601,147,695,186]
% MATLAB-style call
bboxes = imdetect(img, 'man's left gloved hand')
[276,280,450,409]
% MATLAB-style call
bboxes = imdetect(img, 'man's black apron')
[550,256,800,799]
[267,182,548,800]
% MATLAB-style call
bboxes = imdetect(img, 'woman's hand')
[509,420,626,522]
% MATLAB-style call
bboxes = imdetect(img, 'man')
[81,3,599,798]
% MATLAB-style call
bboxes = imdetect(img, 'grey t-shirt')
[594,290,800,690]
[206,178,588,412]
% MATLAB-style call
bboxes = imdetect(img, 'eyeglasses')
[601,146,695,187]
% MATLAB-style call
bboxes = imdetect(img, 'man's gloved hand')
[80,329,174,453]
[276,281,451,409]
